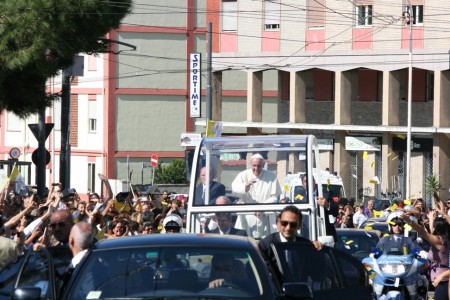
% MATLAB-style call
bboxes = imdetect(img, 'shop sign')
[345,136,381,151]
[317,139,334,151]
[392,137,432,152]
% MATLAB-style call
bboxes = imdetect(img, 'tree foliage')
[425,174,443,207]
[0,0,132,117]
[154,160,188,184]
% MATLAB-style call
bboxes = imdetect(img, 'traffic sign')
[31,149,51,165]
[28,123,54,141]
[151,154,158,167]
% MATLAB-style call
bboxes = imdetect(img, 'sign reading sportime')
[190,53,201,118]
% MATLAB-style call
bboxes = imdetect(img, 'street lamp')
[404,5,413,201]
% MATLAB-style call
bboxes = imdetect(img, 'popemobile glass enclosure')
[187,135,332,243]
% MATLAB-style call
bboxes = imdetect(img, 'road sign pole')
[37,109,46,197]
[152,167,155,186]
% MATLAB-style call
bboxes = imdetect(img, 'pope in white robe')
[231,154,281,238]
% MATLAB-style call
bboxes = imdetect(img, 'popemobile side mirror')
[370,247,381,258]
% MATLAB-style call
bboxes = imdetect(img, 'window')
[356,5,372,26]
[222,1,237,31]
[307,0,325,28]
[264,0,280,30]
[53,100,61,131]
[88,163,95,193]
[6,112,22,132]
[412,5,423,25]
[88,99,97,133]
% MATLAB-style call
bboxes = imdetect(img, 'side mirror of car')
[12,287,41,300]
[281,282,312,299]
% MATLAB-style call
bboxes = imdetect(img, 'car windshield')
[335,231,379,256]
[66,246,264,300]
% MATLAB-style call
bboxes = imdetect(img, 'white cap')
[163,214,182,227]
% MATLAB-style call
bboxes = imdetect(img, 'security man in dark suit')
[209,212,247,236]
[194,166,226,205]
[258,205,322,268]
[299,174,339,242]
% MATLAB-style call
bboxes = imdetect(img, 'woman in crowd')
[401,211,450,300]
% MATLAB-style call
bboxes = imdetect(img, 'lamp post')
[404,5,413,201]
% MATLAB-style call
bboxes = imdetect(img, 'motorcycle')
[362,248,429,300]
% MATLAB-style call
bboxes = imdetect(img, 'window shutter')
[222,1,237,31]
[264,0,280,26]
[307,0,325,28]
[89,100,96,119]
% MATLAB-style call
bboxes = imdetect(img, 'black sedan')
[6,234,372,300]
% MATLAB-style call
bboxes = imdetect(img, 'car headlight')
[380,264,410,276]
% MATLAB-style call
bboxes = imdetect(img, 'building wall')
[116,95,186,151]
[424,0,450,49]
[325,0,353,51]
[373,4,402,50]
[121,0,187,27]
[281,0,306,51]
[116,32,187,89]
[238,0,262,52]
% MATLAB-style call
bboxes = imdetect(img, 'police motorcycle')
[362,211,429,300]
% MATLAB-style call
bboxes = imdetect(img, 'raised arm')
[400,213,444,251]
[98,173,113,202]
[4,195,36,228]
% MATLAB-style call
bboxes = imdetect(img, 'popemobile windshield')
[186,135,334,246]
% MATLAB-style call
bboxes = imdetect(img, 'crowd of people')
[0,173,189,268]
[1,158,450,298]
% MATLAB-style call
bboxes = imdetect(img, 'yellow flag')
[9,164,19,181]
[283,184,289,192]
[369,179,378,184]
[363,151,368,160]
[389,204,398,211]
[370,161,375,168]
[397,134,406,139]
[206,120,216,137]
[404,200,411,205]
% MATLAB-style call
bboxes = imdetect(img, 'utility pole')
[206,22,212,121]
[60,56,84,189]
[404,5,413,202]
[60,68,71,189]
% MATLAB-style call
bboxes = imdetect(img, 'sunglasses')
[390,220,405,227]
[49,222,66,229]
[279,220,299,228]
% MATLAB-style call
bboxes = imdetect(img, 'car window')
[0,255,26,300]
[66,246,265,300]
[272,243,340,292]
[332,248,368,288]
[16,250,52,300]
